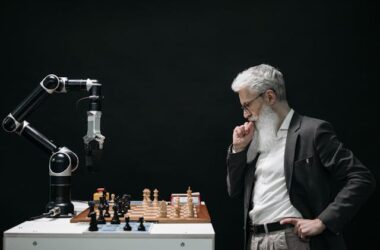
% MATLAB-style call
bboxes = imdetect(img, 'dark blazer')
[226,112,376,250]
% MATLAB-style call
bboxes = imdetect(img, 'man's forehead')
[238,88,258,101]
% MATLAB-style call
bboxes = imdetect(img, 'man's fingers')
[243,122,249,130]
[242,122,254,137]
[236,125,250,138]
[232,123,255,152]
[247,122,254,136]
[238,126,245,137]
[298,226,303,238]
[244,121,253,129]
[280,218,298,225]
[234,126,243,137]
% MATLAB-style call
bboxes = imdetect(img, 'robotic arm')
[2,74,105,216]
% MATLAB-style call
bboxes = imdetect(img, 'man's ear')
[265,89,277,105]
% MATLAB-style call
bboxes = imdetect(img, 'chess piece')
[174,197,181,218]
[121,194,131,213]
[138,217,146,231]
[187,186,192,199]
[87,201,95,218]
[93,187,104,201]
[102,190,107,200]
[89,212,98,231]
[104,203,111,218]
[110,193,115,203]
[117,199,125,217]
[125,194,131,209]
[99,196,106,206]
[143,188,150,207]
[97,205,106,224]
[159,200,167,218]
[187,196,195,218]
[111,205,120,224]
[153,189,159,207]
[147,189,152,202]
[123,216,132,231]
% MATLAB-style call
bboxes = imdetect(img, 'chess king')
[226,64,376,250]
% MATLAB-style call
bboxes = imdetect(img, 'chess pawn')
[110,193,115,204]
[89,212,98,231]
[138,217,146,231]
[123,216,132,231]
[146,189,152,202]
[159,200,167,218]
[153,189,159,207]
[143,188,150,207]
[111,205,120,224]
[97,206,106,224]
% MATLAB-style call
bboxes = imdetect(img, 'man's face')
[239,88,280,153]
[238,88,264,121]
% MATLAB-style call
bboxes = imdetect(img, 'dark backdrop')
[0,1,378,250]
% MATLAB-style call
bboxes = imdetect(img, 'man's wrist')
[232,145,245,153]
[316,218,326,232]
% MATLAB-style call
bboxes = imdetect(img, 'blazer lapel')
[284,112,302,192]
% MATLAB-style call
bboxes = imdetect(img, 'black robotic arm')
[2,74,105,216]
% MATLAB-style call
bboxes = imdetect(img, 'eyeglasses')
[241,93,264,112]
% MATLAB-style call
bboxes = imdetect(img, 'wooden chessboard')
[70,203,211,223]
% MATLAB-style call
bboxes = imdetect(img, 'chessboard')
[70,204,211,223]
[71,203,211,223]
[71,187,211,224]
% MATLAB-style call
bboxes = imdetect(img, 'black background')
[0,1,378,250]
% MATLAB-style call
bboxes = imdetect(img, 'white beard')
[247,105,280,163]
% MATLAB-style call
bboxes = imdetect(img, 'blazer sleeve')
[315,121,376,234]
[226,145,248,198]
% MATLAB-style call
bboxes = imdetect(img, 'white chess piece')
[174,197,181,218]
[147,189,152,202]
[187,186,192,199]
[153,189,159,207]
[143,188,150,207]
[187,196,194,218]
[159,200,167,218]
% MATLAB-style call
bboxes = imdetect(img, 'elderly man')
[226,64,375,250]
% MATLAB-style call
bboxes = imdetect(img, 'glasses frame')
[241,92,264,113]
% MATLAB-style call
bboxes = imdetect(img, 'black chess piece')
[114,195,120,204]
[89,212,98,231]
[111,205,120,224]
[99,196,106,206]
[123,216,132,231]
[122,194,131,210]
[104,203,111,218]
[126,195,131,209]
[138,217,145,231]
[102,189,107,201]
[117,200,125,217]
[97,206,106,224]
[87,201,95,218]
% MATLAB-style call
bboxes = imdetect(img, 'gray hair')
[231,64,287,101]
